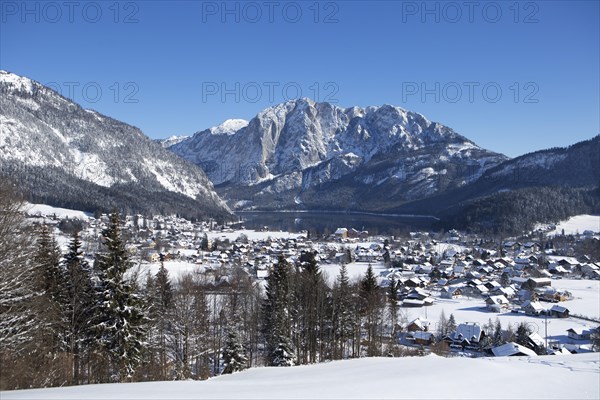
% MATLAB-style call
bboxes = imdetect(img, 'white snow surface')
[549,215,600,235]
[210,119,249,135]
[24,203,92,220]
[2,353,598,399]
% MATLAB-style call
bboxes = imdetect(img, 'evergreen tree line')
[441,186,600,235]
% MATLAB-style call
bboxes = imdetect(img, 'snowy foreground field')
[2,354,599,400]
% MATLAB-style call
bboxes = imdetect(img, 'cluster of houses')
[33,212,599,357]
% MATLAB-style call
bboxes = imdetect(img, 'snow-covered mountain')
[156,135,190,148]
[167,98,507,211]
[0,70,231,219]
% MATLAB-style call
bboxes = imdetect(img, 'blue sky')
[1,0,598,157]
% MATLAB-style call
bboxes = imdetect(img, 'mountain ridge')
[166,97,508,211]
[0,70,232,219]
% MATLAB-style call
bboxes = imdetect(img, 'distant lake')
[233,211,439,236]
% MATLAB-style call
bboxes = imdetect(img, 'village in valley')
[28,204,600,360]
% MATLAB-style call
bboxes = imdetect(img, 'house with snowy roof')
[566,327,592,340]
[492,342,537,357]
[549,304,570,318]
[441,286,462,299]
[522,300,545,316]
[406,318,430,332]
[444,322,485,349]
[485,295,510,311]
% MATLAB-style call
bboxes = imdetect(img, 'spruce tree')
[296,251,327,364]
[332,264,354,359]
[387,274,399,340]
[360,265,383,356]
[263,255,295,366]
[34,225,68,354]
[222,329,248,374]
[447,313,457,334]
[493,319,503,346]
[516,322,531,348]
[63,231,96,384]
[93,212,149,382]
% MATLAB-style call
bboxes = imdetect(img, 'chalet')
[566,328,592,340]
[441,286,462,299]
[445,323,485,348]
[494,286,516,299]
[145,250,161,262]
[549,305,570,318]
[581,263,600,279]
[410,331,435,346]
[404,277,424,288]
[347,228,360,238]
[528,332,546,350]
[491,342,537,357]
[485,295,510,311]
[484,280,502,291]
[334,228,348,239]
[522,300,545,316]
[548,264,568,275]
[522,242,539,252]
[466,278,483,288]
[503,241,520,252]
[474,284,489,295]
[406,318,430,332]
[406,288,429,300]
[556,257,580,269]
[402,299,425,307]
[526,278,552,288]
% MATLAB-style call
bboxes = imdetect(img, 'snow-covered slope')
[167,98,507,211]
[479,135,600,188]
[156,135,190,148]
[0,70,231,218]
[2,354,598,399]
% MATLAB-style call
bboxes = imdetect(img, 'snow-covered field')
[548,214,600,235]
[2,353,598,399]
[398,279,600,341]
[321,261,387,285]
[206,229,304,242]
[552,279,600,320]
[24,203,92,220]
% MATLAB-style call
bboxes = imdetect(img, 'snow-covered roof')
[492,342,537,357]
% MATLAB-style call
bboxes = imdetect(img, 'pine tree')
[93,212,149,382]
[221,329,248,374]
[263,256,295,366]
